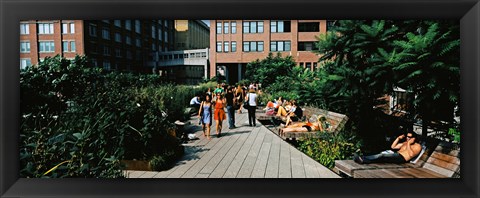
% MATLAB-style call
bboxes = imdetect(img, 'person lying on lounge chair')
[353,132,422,164]
[279,116,326,135]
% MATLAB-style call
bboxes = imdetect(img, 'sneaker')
[353,154,364,164]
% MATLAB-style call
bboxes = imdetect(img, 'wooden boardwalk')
[125,109,340,178]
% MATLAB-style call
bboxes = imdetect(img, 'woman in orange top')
[213,93,226,137]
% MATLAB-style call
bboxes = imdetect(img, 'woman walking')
[213,93,226,137]
[235,85,244,114]
[245,88,258,127]
[198,94,213,140]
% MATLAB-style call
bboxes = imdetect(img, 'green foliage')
[20,55,191,178]
[448,128,461,143]
[245,53,297,86]
[298,131,362,169]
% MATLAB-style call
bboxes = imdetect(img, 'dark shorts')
[302,125,312,132]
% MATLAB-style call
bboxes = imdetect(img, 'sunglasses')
[406,136,414,138]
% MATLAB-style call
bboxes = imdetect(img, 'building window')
[216,42,222,52]
[135,20,141,33]
[306,62,312,69]
[298,42,319,51]
[39,41,55,52]
[299,62,304,67]
[114,20,121,27]
[102,20,110,24]
[20,23,29,35]
[89,24,97,37]
[20,59,32,70]
[20,41,30,53]
[103,60,111,70]
[152,43,156,51]
[313,62,317,70]
[115,33,122,42]
[70,41,76,52]
[298,22,320,32]
[164,31,168,42]
[102,28,110,40]
[152,25,156,38]
[243,41,263,52]
[231,41,236,52]
[231,22,236,34]
[270,41,291,51]
[243,21,263,33]
[115,48,122,57]
[62,23,68,34]
[126,36,131,45]
[125,20,131,30]
[136,38,141,47]
[271,20,291,33]
[70,23,75,33]
[63,41,69,52]
[216,22,222,34]
[224,22,229,34]
[103,45,110,56]
[126,50,132,59]
[224,41,229,52]
[38,23,54,34]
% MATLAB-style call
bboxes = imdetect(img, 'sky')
[201,20,210,27]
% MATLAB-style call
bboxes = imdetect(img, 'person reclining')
[353,132,422,164]
[279,116,326,135]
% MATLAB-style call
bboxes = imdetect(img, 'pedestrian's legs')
[247,106,253,126]
[249,106,256,127]
[227,105,234,128]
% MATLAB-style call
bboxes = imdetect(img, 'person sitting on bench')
[284,101,303,127]
[353,132,422,164]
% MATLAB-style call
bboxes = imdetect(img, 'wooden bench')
[334,140,460,178]
[260,106,349,139]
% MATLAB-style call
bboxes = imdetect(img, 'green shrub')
[20,55,188,178]
[298,131,362,169]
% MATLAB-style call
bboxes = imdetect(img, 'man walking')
[225,86,236,129]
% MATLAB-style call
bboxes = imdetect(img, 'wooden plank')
[223,127,261,178]
[195,173,210,178]
[264,135,282,178]
[429,152,460,165]
[137,171,158,178]
[301,154,321,178]
[290,146,306,178]
[251,132,273,178]
[198,129,242,175]
[278,138,292,178]
[314,161,342,178]
[181,134,232,178]
[423,163,455,177]
[209,128,251,178]
[402,168,445,178]
[166,136,221,178]
[127,171,146,178]
[426,158,459,172]
[237,126,267,178]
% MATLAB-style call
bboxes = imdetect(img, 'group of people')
[190,83,259,140]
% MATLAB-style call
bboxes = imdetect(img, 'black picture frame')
[1,0,479,197]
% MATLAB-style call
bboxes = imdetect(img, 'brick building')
[20,20,176,73]
[209,20,335,83]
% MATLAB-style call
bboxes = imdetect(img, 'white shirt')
[190,97,200,105]
[248,93,257,106]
